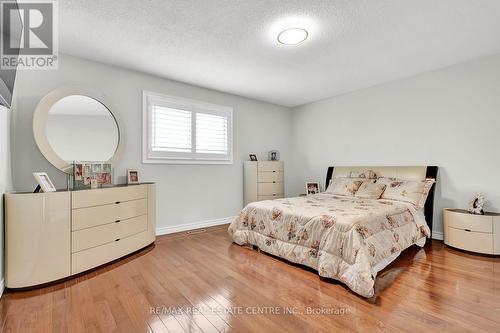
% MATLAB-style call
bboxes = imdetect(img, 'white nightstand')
[443,208,500,255]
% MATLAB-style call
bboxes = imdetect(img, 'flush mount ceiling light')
[277,28,308,45]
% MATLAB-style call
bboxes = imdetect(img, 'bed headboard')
[325,166,438,237]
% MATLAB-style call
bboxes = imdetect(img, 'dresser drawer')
[258,194,284,201]
[445,227,493,254]
[258,161,283,172]
[72,185,148,209]
[72,230,149,274]
[72,215,147,253]
[258,182,284,196]
[444,209,492,233]
[72,199,147,231]
[258,171,284,183]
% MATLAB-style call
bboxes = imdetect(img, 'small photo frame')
[75,164,83,180]
[249,154,258,161]
[102,163,112,173]
[306,182,320,196]
[92,163,102,173]
[33,172,57,193]
[127,169,139,184]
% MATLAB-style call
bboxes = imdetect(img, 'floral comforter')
[228,194,430,298]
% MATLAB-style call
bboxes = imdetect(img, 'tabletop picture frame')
[33,172,57,193]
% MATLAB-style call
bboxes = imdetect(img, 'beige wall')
[12,54,292,231]
[289,54,500,235]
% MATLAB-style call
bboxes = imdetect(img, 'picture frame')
[268,150,280,161]
[33,172,57,193]
[127,169,139,184]
[249,154,258,161]
[306,182,320,196]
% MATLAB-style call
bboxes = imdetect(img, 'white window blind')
[143,91,233,164]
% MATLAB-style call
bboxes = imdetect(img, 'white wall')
[0,105,13,290]
[12,54,292,230]
[290,54,500,234]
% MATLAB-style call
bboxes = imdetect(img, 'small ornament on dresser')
[468,193,485,215]
[268,150,280,161]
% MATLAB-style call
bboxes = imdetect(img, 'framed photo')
[306,182,320,196]
[268,150,280,161]
[92,163,102,173]
[249,154,258,161]
[75,164,83,180]
[33,172,57,193]
[127,169,139,184]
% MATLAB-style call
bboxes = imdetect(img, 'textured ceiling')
[60,0,500,107]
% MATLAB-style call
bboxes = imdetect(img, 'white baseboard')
[0,278,4,299]
[432,231,444,241]
[156,216,236,236]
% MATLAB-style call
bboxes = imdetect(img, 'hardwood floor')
[0,225,499,333]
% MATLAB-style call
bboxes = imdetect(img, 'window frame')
[142,91,233,165]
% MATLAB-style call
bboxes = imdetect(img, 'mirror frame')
[33,86,124,174]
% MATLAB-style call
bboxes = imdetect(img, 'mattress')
[228,193,430,298]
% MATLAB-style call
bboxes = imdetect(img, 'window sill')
[142,157,234,165]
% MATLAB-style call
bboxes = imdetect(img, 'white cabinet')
[244,161,284,205]
[443,208,500,255]
[5,183,156,288]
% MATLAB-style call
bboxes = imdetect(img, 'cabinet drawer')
[72,199,147,231]
[258,161,283,172]
[445,227,493,254]
[72,215,147,253]
[72,185,148,209]
[258,183,284,195]
[258,171,284,183]
[444,209,492,233]
[258,194,284,201]
[72,230,149,274]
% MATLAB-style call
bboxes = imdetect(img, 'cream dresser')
[5,183,156,288]
[443,208,500,255]
[244,161,284,205]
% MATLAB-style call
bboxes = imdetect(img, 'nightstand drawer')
[444,209,492,233]
[258,183,283,195]
[258,161,283,172]
[445,227,493,254]
[258,171,283,183]
[258,194,284,201]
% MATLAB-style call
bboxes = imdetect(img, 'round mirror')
[33,87,123,174]
[46,95,119,161]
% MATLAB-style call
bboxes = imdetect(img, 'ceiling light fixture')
[277,28,308,45]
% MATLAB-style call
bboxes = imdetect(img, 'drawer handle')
[115,238,121,242]
[273,194,277,196]
[115,220,121,223]
[464,229,471,232]
[273,181,276,183]
[272,171,276,173]
[115,201,121,205]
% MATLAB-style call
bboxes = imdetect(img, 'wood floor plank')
[1,225,499,333]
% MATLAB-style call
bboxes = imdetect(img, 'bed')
[228,166,438,298]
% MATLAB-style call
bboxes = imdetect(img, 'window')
[143,91,233,164]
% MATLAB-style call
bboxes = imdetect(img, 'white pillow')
[355,182,387,199]
[326,177,364,196]
[349,169,378,179]
[377,178,435,208]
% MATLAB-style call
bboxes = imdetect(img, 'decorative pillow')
[355,182,387,199]
[326,177,364,196]
[377,178,435,208]
[349,169,378,179]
